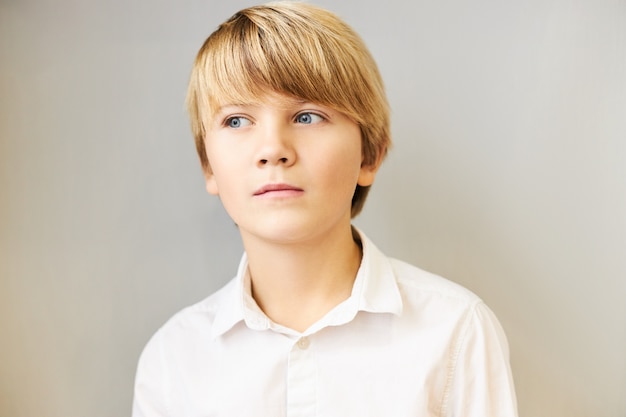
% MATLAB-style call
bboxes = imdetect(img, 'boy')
[132,2,518,416]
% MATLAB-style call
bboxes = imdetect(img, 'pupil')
[230,118,240,127]
[300,114,310,123]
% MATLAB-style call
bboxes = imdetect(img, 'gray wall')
[1,1,624,416]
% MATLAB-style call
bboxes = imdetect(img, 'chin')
[241,219,323,244]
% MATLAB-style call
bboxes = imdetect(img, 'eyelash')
[221,111,327,128]
[223,116,251,129]
[295,112,325,124]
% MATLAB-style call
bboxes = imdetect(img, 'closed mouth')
[253,183,303,196]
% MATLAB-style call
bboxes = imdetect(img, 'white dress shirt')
[133,230,517,417]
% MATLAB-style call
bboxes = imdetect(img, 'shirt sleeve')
[132,330,171,417]
[442,301,518,417]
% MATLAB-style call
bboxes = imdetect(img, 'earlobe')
[357,151,384,187]
[205,176,219,195]
[203,168,220,196]
[200,154,220,195]
[357,163,379,187]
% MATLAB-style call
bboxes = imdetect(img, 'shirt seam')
[438,299,480,417]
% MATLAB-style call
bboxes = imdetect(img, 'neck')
[241,225,362,333]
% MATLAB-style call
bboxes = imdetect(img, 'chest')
[168,315,458,417]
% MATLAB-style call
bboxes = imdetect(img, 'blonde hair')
[187,1,391,217]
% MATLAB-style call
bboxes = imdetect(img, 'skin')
[202,92,380,332]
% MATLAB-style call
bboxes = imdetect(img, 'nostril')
[279,157,288,163]
[260,159,268,164]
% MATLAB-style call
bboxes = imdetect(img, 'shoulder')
[133,279,241,416]
[388,257,481,305]
[148,277,237,345]
[386,257,511,356]
[356,227,478,306]
[356,229,484,320]
[135,277,239,385]
[383,256,504,340]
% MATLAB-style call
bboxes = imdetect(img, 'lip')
[253,183,304,197]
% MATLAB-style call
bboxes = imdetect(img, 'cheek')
[210,175,245,223]
[316,143,363,191]
[204,145,238,185]
[203,151,240,201]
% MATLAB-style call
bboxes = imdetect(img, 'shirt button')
[297,337,310,350]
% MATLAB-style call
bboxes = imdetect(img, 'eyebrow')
[213,102,258,115]
[215,97,313,114]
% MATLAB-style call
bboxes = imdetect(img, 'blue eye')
[295,112,323,124]
[226,116,251,128]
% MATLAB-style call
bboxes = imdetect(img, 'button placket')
[287,336,316,416]
[296,337,310,350]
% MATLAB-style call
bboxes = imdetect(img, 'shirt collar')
[352,228,404,316]
[210,227,403,339]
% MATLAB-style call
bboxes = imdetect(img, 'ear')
[202,165,220,196]
[357,163,378,187]
[357,152,384,187]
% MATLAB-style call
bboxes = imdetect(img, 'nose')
[256,124,296,167]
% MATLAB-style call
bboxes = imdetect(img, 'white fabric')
[132,230,518,417]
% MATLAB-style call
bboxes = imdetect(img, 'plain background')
[1,0,624,416]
